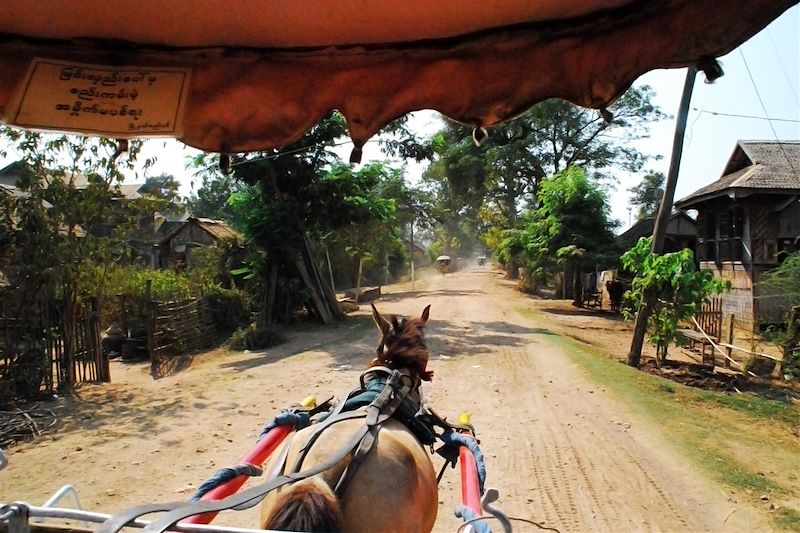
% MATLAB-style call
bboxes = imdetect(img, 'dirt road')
[1,266,766,532]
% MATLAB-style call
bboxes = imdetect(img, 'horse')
[259,304,439,532]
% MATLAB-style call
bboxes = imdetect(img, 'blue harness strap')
[442,430,487,493]
[191,464,263,500]
[257,410,310,439]
[454,505,493,533]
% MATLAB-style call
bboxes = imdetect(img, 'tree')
[420,122,489,259]
[138,173,181,202]
[185,169,244,221]
[759,251,800,378]
[422,86,664,273]
[218,112,425,325]
[627,171,665,220]
[316,162,401,297]
[621,237,730,364]
[436,86,664,214]
[500,167,619,299]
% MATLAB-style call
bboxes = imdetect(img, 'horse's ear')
[420,305,430,325]
[371,303,392,337]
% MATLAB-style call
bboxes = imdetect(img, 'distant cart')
[436,255,452,275]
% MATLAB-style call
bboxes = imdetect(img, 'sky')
[3,6,798,233]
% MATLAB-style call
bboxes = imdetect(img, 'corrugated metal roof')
[676,141,800,208]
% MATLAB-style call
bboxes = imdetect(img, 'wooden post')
[145,280,155,362]
[326,246,336,294]
[90,297,109,382]
[355,257,364,304]
[628,66,697,367]
[725,313,735,369]
[410,220,416,290]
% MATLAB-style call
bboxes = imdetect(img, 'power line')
[766,25,800,107]
[691,108,800,123]
[739,48,798,176]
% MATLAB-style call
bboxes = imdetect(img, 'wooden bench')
[581,287,602,309]
[676,298,722,365]
[344,286,381,303]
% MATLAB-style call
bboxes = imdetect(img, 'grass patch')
[775,508,800,531]
[520,309,800,530]
[694,389,800,427]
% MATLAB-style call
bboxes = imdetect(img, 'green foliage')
[98,265,193,300]
[621,237,731,361]
[202,287,250,336]
[185,167,244,222]
[220,118,421,322]
[423,87,663,246]
[627,170,665,220]
[759,252,800,378]
[421,121,491,258]
[497,167,619,293]
[0,127,157,393]
[138,173,181,202]
[760,252,800,307]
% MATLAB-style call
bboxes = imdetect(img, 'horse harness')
[97,367,431,533]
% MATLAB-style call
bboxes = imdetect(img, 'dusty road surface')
[1,266,766,532]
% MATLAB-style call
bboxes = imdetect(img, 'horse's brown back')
[260,418,438,533]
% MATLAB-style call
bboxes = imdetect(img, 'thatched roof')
[676,140,800,208]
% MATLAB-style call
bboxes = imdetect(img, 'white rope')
[689,315,748,372]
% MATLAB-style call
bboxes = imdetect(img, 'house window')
[766,239,778,262]
[698,207,746,263]
[699,211,716,262]
[718,206,745,262]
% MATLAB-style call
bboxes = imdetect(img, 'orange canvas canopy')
[0,0,795,155]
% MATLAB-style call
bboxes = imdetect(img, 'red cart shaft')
[184,424,293,524]
[459,442,482,516]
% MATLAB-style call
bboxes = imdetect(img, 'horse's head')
[371,304,433,381]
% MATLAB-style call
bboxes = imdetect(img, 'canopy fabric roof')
[0,1,796,156]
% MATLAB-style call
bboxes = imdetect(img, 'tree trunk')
[326,247,336,294]
[627,303,651,367]
[505,259,517,279]
[293,234,343,325]
[572,263,582,307]
[295,256,333,324]
[409,220,416,290]
[264,260,278,326]
[61,295,77,392]
[355,256,364,303]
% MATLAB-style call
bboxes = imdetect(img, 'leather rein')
[97,367,416,533]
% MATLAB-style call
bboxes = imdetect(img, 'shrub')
[202,288,250,336]
[228,325,286,351]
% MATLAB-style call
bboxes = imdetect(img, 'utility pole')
[627,66,698,367]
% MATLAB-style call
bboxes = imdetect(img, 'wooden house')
[616,212,697,254]
[675,140,800,329]
[157,217,242,269]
